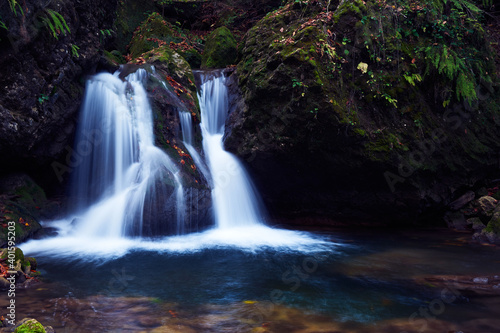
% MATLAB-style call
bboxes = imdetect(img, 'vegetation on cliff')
[225,0,500,225]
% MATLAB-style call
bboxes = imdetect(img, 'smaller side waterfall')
[179,110,212,185]
[197,71,266,228]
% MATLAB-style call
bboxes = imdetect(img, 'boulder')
[13,318,47,333]
[444,211,468,230]
[127,12,179,59]
[448,191,475,210]
[469,217,486,231]
[201,26,237,68]
[477,196,498,217]
[0,276,10,289]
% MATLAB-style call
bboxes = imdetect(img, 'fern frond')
[456,72,476,101]
[42,17,57,38]
[41,9,71,40]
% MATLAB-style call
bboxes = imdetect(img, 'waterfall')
[69,69,185,237]
[197,71,266,228]
[22,68,329,259]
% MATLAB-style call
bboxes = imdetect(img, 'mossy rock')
[485,206,500,234]
[141,47,198,114]
[0,174,44,246]
[128,12,179,59]
[0,174,47,216]
[0,247,24,263]
[26,257,37,270]
[113,0,157,53]
[143,47,195,89]
[201,26,237,69]
[14,318,46,333]
[177,48,202,69]
[477,196,498,217]
[224,0,500,223]
[104,50,125,66]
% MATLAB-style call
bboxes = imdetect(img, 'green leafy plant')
[8,0,24,17]
[70,44,80,58]
[100,29,113,37]
[1,0,24,33]
[99,29,113,43]
[292,78,305,88]
[38,94,49,104]
[403,73,422,86]
[41,9,70,40]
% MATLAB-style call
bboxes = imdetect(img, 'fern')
[70,44,80,58]
[423,45,477,102]
[42,9,70,40]
[403,73,422,86]
[456,72,476,101]
[448,0,481,15]
[8,0,24,17]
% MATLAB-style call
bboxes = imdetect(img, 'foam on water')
[23,220,337,260]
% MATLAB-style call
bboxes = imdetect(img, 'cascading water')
[179,111,212,185]
[23,69,328,258]
[197,71,265,228]
[69,69,185,238]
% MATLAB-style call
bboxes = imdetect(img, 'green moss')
[26,257,37,270]
[128,12,178,58]
[104,50,125,65]
[22,260,31,270]
[1,247,25,263]
[14,247,24,263]
[333,0,366,23]
[14,319,46,333]
[176,48,202,69]
[354,128,366,136]
[0,175,45,246]
[113,0,157,53]
[231,0,500,184]
[485,212,500,234]
[201,26,237,69]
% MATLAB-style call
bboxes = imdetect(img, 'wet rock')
[414,274,500,296]
[472,277,489,284]
[469,218,486,231]
[0,0,117,186]
[449,191,475,210]
[0,276,10,289]
[460,319,500,333]
[15,271,26,284]
[444,211,468,230]
[477,196,498,217]
[477,204,500,244]
[25,257,37,271]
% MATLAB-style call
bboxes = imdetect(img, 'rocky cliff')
[0,0,118,188]
[224,0,500,225]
